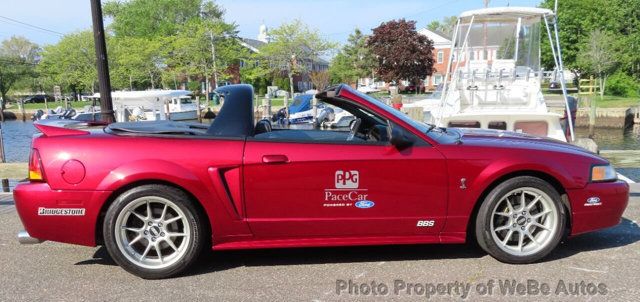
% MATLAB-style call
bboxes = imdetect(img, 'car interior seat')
[254,119,272,135]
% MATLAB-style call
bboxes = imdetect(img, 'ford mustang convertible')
[14,84,629,279]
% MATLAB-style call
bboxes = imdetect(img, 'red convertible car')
[14,84,628,279]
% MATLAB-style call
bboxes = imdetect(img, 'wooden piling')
[19,101,26,121]
[196,97,202,123]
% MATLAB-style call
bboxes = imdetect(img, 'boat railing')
[448,68,543,109]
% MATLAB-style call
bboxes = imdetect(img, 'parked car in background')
[403,84,425,93]
[22,95,54,104]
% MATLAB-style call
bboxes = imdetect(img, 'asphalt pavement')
[1,186,639,301]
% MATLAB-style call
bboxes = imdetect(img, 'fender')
[441,155,584,236]
[96,159,252,241]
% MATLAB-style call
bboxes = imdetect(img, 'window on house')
[437,51,444,64]
[434,74,443,85]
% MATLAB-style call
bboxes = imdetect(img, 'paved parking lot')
[1,187,639,301]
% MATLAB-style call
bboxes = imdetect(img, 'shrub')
[606,72,639,97]
[272,77,290,93]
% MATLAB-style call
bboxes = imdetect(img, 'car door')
[242,128,448,239]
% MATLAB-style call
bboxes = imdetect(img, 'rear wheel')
[475,176,565,263]
[103,185,206,279]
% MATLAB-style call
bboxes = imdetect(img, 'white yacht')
[405,7,575,142]
[93,90,199,122]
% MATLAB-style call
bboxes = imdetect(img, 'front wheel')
[103,185,207,279]
[475,176,566,263]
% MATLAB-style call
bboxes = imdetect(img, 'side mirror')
[389,126,414,150]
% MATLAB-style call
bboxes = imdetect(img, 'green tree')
[103,0,209,38]
[110,37,165,90]
[256,20,335,95]
[539,0,636,78]
[329,29,375,86]
[37,31,98,96]
[577,29,618,98]
[426,16,457,37]
[166,18,246,92]
[0,36,40,108]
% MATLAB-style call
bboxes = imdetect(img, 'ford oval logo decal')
[355,200,375,209]
[585,197,602,206]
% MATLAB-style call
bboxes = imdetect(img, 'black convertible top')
[106,84,255,137]
[207,84,254,137]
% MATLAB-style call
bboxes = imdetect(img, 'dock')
[0,163,27,179]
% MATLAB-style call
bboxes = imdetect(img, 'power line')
[0,15,64,36]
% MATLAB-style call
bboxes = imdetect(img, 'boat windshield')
[453,13,542,75]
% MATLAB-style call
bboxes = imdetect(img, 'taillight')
[28,149,45,182]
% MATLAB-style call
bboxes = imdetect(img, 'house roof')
[418,28,452,48]
[239,38,266,53]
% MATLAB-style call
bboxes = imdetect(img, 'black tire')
[475,176,566,264]
[103,184,207,279]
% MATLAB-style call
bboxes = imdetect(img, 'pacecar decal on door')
[323,170,373,208]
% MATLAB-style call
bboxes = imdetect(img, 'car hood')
[451,128,598,157]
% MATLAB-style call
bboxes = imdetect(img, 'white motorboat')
[146,95,199,121]
[93,90,199,122]
[406,7,575,142]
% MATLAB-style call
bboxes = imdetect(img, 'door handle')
[262,154,289,164]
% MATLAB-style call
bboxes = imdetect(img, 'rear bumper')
[17,230,44,244]
[567,181,629,236]
[13,182,111,246]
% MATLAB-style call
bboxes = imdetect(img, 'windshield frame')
[328,85,464,145]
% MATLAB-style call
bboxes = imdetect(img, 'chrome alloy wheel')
[114,196,191,270]
[490,187,559,257]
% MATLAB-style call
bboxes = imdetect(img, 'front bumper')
[13,182,111,246]
[567,180,629,236]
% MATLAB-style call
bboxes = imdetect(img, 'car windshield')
[345,87,430,132]
[341,86,458,143]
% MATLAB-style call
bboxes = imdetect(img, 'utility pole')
[90,0,115,123]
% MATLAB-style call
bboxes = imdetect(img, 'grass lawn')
[17,101,90,110]
[593,95,640,108]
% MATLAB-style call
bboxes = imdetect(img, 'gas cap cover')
[61,160,86,184]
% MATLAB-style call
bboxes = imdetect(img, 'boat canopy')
[459,7,555,22]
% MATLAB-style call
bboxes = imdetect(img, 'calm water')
[574,127,640,150]
[1,120,37,163]
[1,121,639,161]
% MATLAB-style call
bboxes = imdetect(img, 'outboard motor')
[203,107,216,120]
[561,95,578,139]
[62,109,76,119]
[31,109,44,121]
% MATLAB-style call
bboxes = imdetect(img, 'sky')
[0,0,541,47]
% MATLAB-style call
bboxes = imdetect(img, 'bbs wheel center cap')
[149,226,161,237]
[516,216,527,226]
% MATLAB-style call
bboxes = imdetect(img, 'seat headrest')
[254,119,272,135]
